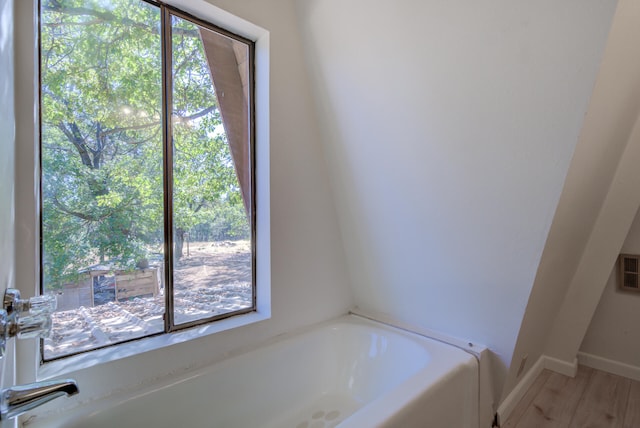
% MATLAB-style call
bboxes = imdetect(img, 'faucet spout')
[1,379,79,420]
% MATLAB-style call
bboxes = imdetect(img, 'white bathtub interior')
[26,315,480,428]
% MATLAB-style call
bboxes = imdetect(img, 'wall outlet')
[516,354,528,378]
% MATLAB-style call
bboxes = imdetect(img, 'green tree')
[41,0,248,288]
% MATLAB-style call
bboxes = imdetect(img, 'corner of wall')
[500,0,640,403]
[498,355,578,425]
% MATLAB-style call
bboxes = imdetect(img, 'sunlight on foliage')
[41,0,250,289]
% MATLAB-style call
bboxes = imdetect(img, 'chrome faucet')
[1,379,79,420]
[0,289,79,420]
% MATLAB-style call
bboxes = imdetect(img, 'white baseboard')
[544,355,578,377]
[496,355,545,426]
[578,351,640,381]
[497,355,578,426]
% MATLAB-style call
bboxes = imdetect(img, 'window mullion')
[161,6,175,332]
[38,0,258,362]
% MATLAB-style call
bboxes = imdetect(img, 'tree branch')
[57,122,94,168]
[175,105,218,124]
[43,143,77,154]
[99,120,161,137]
[52,194,111,222]
[43,1,199,38]
[99,105,217,137]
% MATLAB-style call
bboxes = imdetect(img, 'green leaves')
[41,0,250,287]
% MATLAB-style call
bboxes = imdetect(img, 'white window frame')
[14,0,270,382]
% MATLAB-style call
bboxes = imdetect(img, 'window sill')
[37,310,270,380]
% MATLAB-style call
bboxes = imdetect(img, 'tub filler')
[30,315,479,428]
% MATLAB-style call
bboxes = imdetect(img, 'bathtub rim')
[24,313,479,427]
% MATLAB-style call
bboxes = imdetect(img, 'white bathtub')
[29,315,479,428]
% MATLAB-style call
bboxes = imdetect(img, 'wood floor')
[503,366,640,428]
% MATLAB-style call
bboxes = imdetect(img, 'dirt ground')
[174,240,252,289]
[45,240,253,359]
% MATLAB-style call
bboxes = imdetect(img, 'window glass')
[40,0,254,360]
[170,14,253,325]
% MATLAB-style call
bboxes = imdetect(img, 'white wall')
[581,206,640,368]
[503,0,640,399]
[0,1,16,427]
[13,0,353,417]
[218,0,355,327]
[0,1,15,294]
[295,0,616,402]
[545,114,640,361]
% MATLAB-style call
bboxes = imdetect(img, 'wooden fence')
[58,266,162,310]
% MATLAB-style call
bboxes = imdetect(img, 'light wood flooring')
[503,366,640,428]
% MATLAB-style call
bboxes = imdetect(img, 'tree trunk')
[175,228,185,260]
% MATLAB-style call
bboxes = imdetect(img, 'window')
[40,0,256,361]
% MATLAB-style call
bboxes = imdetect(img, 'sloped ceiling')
[294,0,617,402]
[503,0,640,399]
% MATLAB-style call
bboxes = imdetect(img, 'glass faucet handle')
[27,294,57,316]
[3,289,57,316]
[14,315,52,339]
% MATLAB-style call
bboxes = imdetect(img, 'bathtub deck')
[503,365,640,427]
